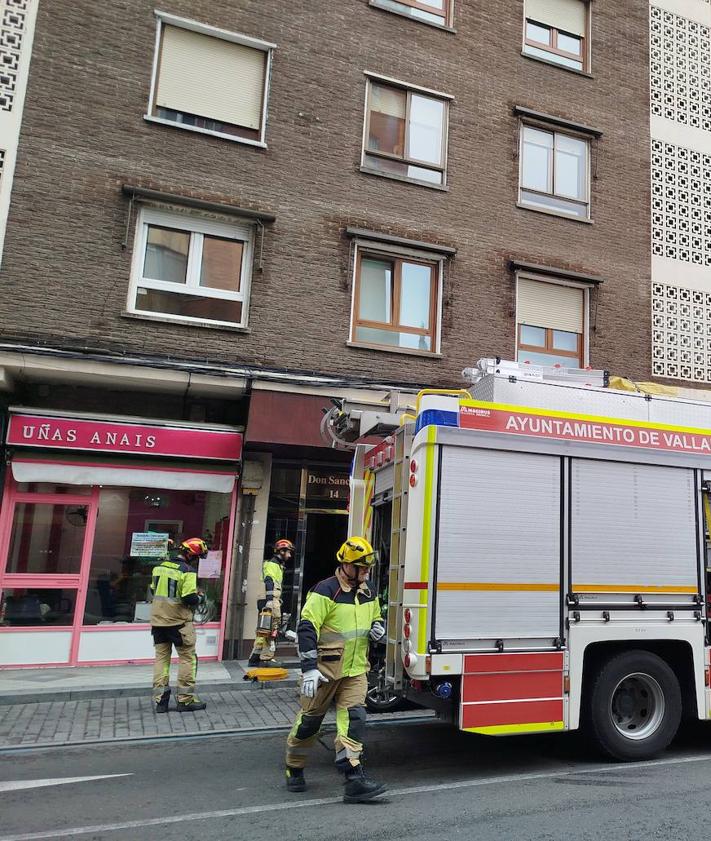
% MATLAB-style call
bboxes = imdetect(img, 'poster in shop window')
[130,532,169,557]
[198,551,222,579]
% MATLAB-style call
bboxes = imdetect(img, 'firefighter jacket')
[261,556,284,602]
[297,568,382,679]
[149,556,199,627]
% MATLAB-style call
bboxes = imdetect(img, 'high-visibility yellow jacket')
[297,570,382,678]
[149,557,199,627]
[261,557,284,601]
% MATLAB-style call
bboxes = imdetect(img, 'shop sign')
[130,532,169,557]
[306,468,349,500]
[7,413,242,461]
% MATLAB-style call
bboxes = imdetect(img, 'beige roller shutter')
[517,278,584,333]
[526,0,587,35]
[156,25,267,130]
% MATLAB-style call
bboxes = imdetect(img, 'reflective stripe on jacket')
[150,558,198,626]
[262,558,284,600]
[297,572,381,678]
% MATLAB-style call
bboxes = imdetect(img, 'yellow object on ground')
[243,667,289,682]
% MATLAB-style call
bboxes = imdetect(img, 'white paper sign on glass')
[130,532,169,557]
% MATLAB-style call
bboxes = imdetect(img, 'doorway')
[301,512,348,600]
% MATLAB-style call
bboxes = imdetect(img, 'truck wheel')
[586,650,681,761]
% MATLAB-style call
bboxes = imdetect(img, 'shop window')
[519,124,590,220]
[350,247,441,354]
[362,78,450,187]
[147,13,274,146]
[370,0,453,28]
[127,208,254,329]
[5,502,87,575]
[516,276,586,368]
[83,486,232,625]
[523,0,588,72]
[0,588,76,627]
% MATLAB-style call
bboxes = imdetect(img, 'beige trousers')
[152,622,198,703]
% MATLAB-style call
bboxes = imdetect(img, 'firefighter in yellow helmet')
[150,537,208,713]
[285,537,387,803]
[248,538,295,667]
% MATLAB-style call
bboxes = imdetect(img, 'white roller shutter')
[435,447,561,641]
[156,25,267,130]
[526,0,587,35]
[518,278,584,333]
[571,460,698,591]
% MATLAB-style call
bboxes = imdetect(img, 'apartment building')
[0,0,651,665]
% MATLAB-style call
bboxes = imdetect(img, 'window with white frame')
[371,0,453,28]
[128,209,254,329]
[147,13,274,145]
[524,0,589,72]
[519,124,590,219]
[516,277,587,368]
[362,77,449,186]
[350,243,442,353]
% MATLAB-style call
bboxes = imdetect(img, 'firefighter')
[285,536,387,804]
[150,537,208,713]
[247,538,295,667]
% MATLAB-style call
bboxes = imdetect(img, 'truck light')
[403,639,412,654]
[403,623,411,639]
[409,474,417,487]
[410,459,418,474]
[425,656,431,674]
[563,674,570,694]
[706,669,710,688]
[404,653,411,668]
[432,681,453,700]
[404,608,411,623]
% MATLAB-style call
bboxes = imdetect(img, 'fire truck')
[322,359,711,760]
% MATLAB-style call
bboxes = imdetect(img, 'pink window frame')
[0,460,238,668]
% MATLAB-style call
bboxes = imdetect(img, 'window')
[523,0,588,72]
[516,277,586,368]
[351,247,441,353]
[371,0,452,28]
[128,209,253,329]
[519,125,589,219]
[147,13,274,146]
[363,78,449,186]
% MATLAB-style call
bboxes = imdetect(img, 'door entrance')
[301,512,348,600]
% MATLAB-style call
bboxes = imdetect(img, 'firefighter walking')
[248,538,294,667]
[285,537,387,803]
[150,537,208,713]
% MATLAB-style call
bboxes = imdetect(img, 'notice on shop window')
[130,532,170,557]
[199,551,222,579]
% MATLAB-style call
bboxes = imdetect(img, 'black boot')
[247,655,261,667]
[155,689,171,714]
[343,765,386,803]
[285,766,306,792]
[176,697,207,712]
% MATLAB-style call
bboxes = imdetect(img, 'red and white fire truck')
[322,359,711,760]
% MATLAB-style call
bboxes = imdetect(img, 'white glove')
[301,668,329,698]
[369,620,386,642]
[264,600,274,610]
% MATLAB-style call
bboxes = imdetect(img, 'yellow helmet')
[337,537,376,567]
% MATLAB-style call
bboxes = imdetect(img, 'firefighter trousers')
[152,621,199,704]
[285,673,368,770]
[249,598,281,662]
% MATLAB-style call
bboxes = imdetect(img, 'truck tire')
[585,650,681,761]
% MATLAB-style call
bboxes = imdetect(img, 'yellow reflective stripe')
[574,584,698,594]
[460,397,711,437]
[437,582,559,592]
[418,425,437,654]
[464,721,565,736]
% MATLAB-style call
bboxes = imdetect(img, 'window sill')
[346,340,442,358]
[143,115,268,148]
[516,202,593,225]
[122,310,252,333]
[359,166,449,192]
[368,0,456,33]
[521,52,594,79]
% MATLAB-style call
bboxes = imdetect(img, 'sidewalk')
[0,662,434,750]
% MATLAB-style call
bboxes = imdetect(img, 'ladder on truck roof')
[384,423,412,691]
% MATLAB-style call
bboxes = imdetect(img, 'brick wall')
[0,0,651,385]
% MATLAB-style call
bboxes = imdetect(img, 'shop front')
[0,410,242,668]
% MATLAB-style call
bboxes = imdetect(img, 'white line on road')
[0,774,132,794]
[2,753,711,840]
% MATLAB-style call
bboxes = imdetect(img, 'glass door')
[0,483,99,665]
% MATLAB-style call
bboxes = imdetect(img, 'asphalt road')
[1,718,711,840]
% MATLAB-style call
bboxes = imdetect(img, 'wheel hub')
[609,672,665,740]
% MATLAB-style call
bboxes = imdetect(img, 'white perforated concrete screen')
[652,281,711,383]
[571,460,698,591]
[435,447,561,641]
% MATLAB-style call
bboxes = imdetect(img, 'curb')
[0,677,300,706]
[0,711,436,753]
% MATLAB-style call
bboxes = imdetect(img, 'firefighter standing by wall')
[248,538,295,667]
[150,537,208,713]
[285,537,387,803]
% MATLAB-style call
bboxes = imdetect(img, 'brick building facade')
[0,0,655,666]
